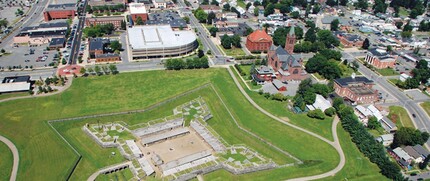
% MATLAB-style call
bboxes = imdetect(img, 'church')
[267,27,307,81]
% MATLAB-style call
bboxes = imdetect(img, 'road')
[69,0,88,65]
[0,0,50,49]
[226,67,346,180]
[0,135,19,181]
[342,50,430,147]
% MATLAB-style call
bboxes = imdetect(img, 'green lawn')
[237,0,246,8]
[399,7,409,17]
[376,68,399,76]
[0,141,13,180]
[340,63,361,78]
[421,102,430,118]
[389,78,401,86]
[95,168,134,181]
[0,92,28,100]
[388,106,415,128]
[219,46,246,56]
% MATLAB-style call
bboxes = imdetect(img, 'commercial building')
[13,21,68,45]
[334,76,379,104]
[48,37,66,50]
[88,38,110,58]
[145,12,187,30]
[337,33,363,48]
[246,30,273,53]
[95,54,121,63]
[43,3,77,21]
[0,76,32,93]
[152,0,168,9]
[200,5,222,14]
[88,0,128,7]
[129,3,148,22]
[267,27,307,81]
[365,48,397,69]
[85,16,125,29]
[127,25,198,59]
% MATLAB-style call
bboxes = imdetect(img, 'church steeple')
[285,26,296,54]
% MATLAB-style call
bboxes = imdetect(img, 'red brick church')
[267,27,307,81]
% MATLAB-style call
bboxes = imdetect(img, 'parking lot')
[0,44,58,69]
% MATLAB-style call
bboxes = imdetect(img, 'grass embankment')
[219,45,246,56]
[0,92,28,101]
[388,106,415,128]
[376,68,399,76]
[0,141,13,179]
[421,102,430,118]
[238,64,262,89]
[95,168,134,181]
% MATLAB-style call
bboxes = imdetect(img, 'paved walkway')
[226,67,346,180]
[0,78,73,103]
[0,136,19,181]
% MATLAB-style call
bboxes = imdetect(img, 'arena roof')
[127,25,197,50]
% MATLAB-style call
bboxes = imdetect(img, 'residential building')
[13,21,68,45]
[48,37,66,50]
[252,65,276,84]
[127,25,198,59]
[267,27,306,81]
[43,3,77,21]
[200,5,222,14]
[317,16,350,30]
[129,3,148,22]
[404,146,424,163]
[145,12,187,30]
[88,38,110,58]
[365,48,397,69]
[413,145,430,159]
[95,54,121,63]
[334,76,379,104]
[272,79,287,91]
[246,30,273,53]
[86,16,125,29]
[88,0,128,7]
[380,116,397,133]
[306,94,332,112]
[391,147,412,169]
[376,134,394,147]
[213,18,238,28]
[152,0,168,9]
[337,33,363,48]
[0,76,32,93]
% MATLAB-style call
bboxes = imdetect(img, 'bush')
[324,107,336,117]
[271,93,288,102]
[307,109,325,120]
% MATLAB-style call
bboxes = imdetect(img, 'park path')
[0,78,73,104]
[226,67,345,180]
[0,135,19,181]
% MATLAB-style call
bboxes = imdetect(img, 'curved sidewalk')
[0,136,19,181]
[226,67,345,180]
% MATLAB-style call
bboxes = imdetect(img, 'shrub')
[307,109,325,120]
[324,107,336,117]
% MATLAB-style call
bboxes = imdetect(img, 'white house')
[376,134,394,147]
[399,73,411,82]
[306,94,332,112]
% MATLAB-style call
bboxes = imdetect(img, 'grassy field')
[237,0,246,8]
[376,68,399,76]
[219,46,246,56]
[399,7,410,17]
[421,102,430,118]
[0,92,28,100]
[95,168,134,181]
[0,141,13,180]
[388,106,415,128]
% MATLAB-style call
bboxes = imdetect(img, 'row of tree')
[164,57,209,70]
[293,79,333,110]
[85,4,126,13]
[305,50,345,80]
[272,26,304,46]
[335,101,405,180]
[83,23,115,38]
[81,64,118,76]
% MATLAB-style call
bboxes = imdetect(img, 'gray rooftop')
[46,3,77,11]
[334,76,374,87]
[404,146,422,159]
[146,12,187,28]
[413,145,430,157]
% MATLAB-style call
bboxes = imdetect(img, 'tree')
[330,19,340,31]
[355,0,368,10]
[94,65,102,75]
[195,8,208,23]
[291,11,300,19]
[419,154,430,169]
[246,2,252,10]
[198,49,204,58]
[231,35,241,48]
[340,0,348,5]
[207,12,216,24]
[245,27,253,36]
[419,20,430,31]
[109,64,118,74]
[264,3,275,16]
[110,41,122,52]
[88,67,94,75]
[324,107,336,117]
[121,20,126,30]
[183,16,190,24]
[318,49,342,61]
[392,127,430,148]
[307,109,325,120]
[305,27,317,42]
[0,49,5,53]
[401,31,412,38]
[367,116,380,129]
[80,67,86,75]
[362,38,370,49]
[223,3,231,11]
[210,0,219,5]
[373,0,387,14]
[395,21,403,29]
[312,4,320,14]
[135,16,144,25]
[410,9,419,19]
[0,19,8,29]
[221,34,232,49]
[254,8,259,16]
[317,30,340,48]
[332,97,344,111]
[209,27,218,37]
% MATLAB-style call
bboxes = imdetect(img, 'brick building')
[129,3,148,22]
[86,16,124,29]
[252,65,276,84]
[267,27,307,81]
[334,76,379,104]
[88,0,128,7]
[95,54,121,63]
[246,30,273,53]
[365,48,397,69]
[337,33,363,48]
[43,3,77,21]
[88,38,109,58]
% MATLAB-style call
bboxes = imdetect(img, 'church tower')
[285,26,296,54]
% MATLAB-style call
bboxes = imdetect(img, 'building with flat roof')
[127,25,198,59]
[252,65,276,84]
[88,38,110,58]
[95,53,121,63]
[152,0,168,9]
[246,30,273,53]
[337,33,363,48]
[13,21,68,45]
[145,12,187,30]
[48,37,66,50]
[43,3,77,21]
[0,76,32,93]
[88,0,128,7]
[200,5,222,14]
[365,48,397,69]
[86,16,125,29]
[334,76,378,104]
[129,3,148,23]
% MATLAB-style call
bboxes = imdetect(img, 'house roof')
[247,30,272,42]
[413,145,430,157]
[404,146,422,159]
[272,79,286,90]
[381,116,397,129]
[200,5,221,11]
[270,45,301,71]
[89,40,104,51]
[129,3,147,14]
[46,3,77,11]
[255,65,275,74]
[393,147,413,161]
[334,76,374,87]
[379,134,394,141]
[312,94,331,111]
[49,38,65,46]
[355,105,372,116]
